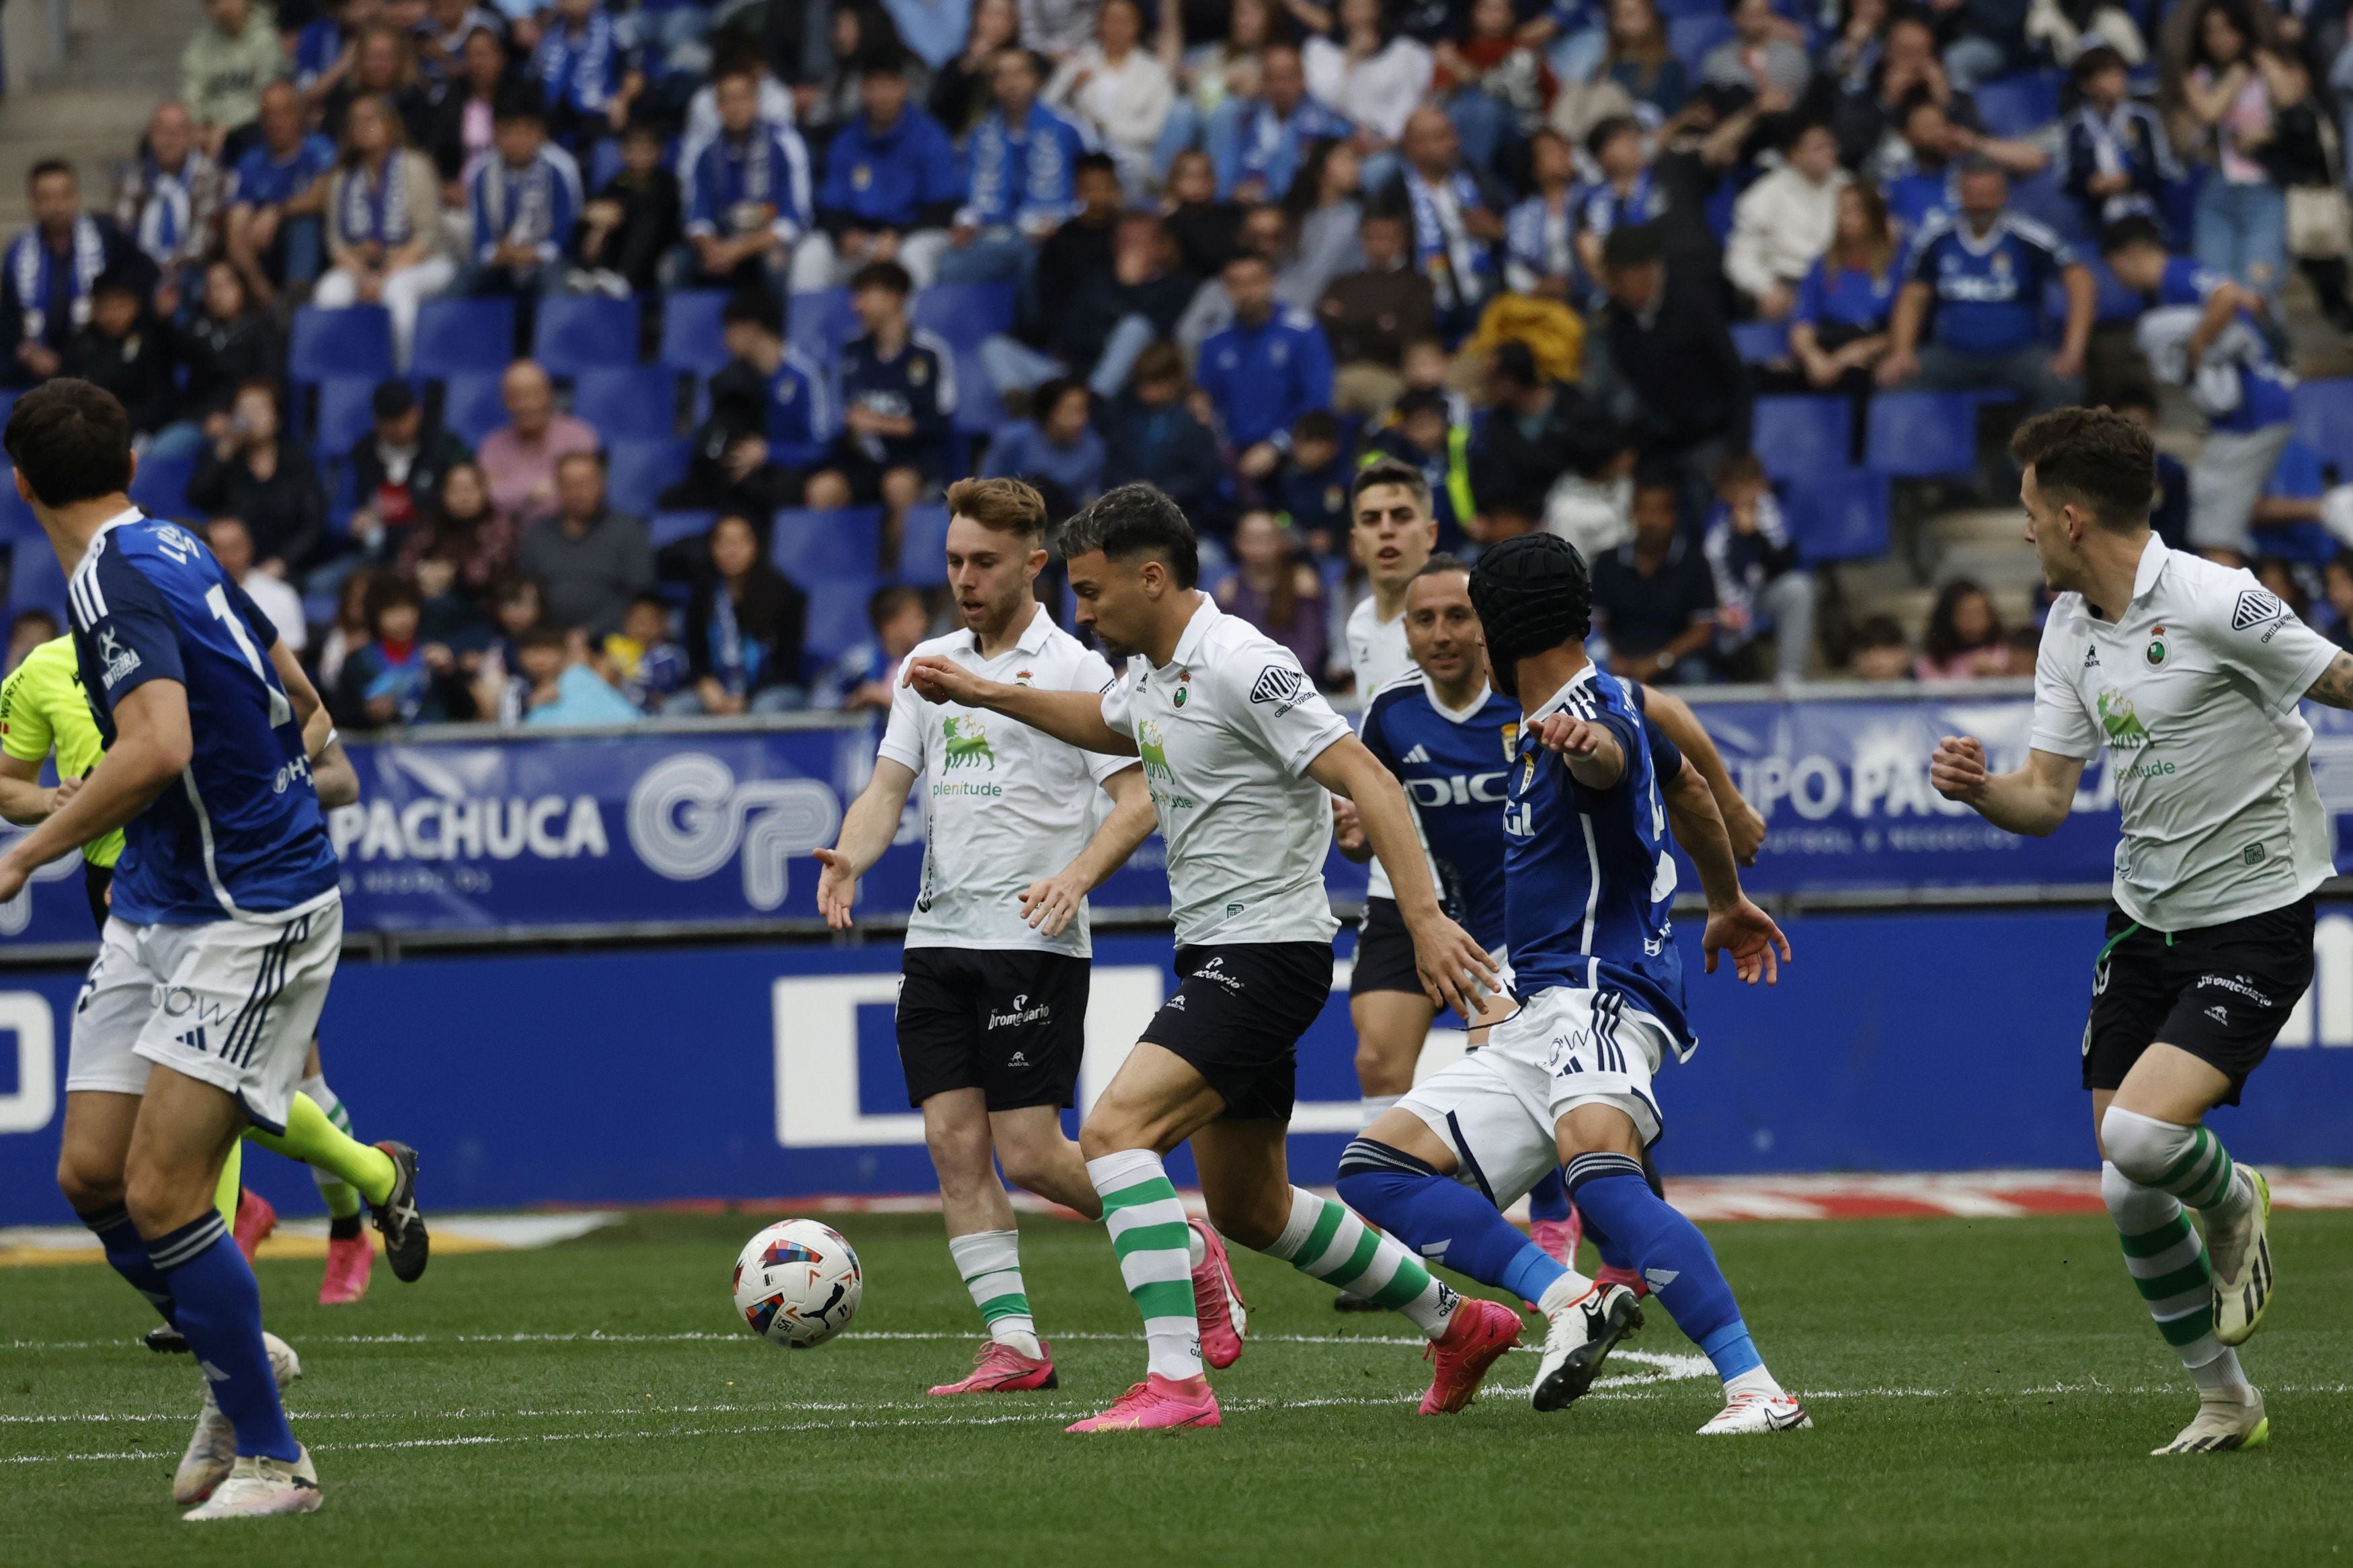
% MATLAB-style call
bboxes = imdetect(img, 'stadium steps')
[0,0,194,233]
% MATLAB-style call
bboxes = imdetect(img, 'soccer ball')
[731,1219,863,1348]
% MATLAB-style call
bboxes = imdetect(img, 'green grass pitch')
[5,1208,2351,1567]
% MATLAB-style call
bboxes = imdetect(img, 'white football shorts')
[1396,983,1669,1207]
[67,900,344,1134]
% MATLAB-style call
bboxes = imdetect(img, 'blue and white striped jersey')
[1502,665,1690,1053]
[67,510,338,924]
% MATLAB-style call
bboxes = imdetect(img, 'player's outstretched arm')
[1641,686,1764,865]
[1533,710,1626,789]
[1929,735,2085,837]
[902,655,1138,757]
[1022,764,1156,937]
[812,757,920,931]
[1308,733,1498,1022]
[0,755,66,826]
[1662,755,1790,985]
[2305,649,2353,709]
[0,681,192,901]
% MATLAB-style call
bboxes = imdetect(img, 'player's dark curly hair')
[1468,534,1591,698]
[3,378,132,508]
[2010,407,2153,532]
[1057,483,1199,589]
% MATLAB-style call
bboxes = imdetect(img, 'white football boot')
[1529,1282,1644,1411]
[1697,1389,1813,1434]
[2208,1168,2274,1348]
[2153,1387,2269,1456]
[183,1447,322,1521]
[173,1331,303,1505]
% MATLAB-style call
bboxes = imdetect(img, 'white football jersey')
[1101,596,1352,947]
[2030,536,2338,932]
[1344,593,1414,902]
[879,603,1133,955]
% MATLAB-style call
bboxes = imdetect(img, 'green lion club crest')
[1137,718,1172,781]
[2097,689,2152,751]
[942,714,996,769]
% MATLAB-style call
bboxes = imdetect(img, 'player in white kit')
[1936,408,2353,1455]
[816,478,1156,1395]
[905,483,1516,1431]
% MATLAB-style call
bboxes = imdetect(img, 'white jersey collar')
[91,505,143,541]
[2129,531,2168,604]
[969,598,1053,660]
[1426,675,1494,725]
[1523,661,1599,725]
[1163,592,1220,670]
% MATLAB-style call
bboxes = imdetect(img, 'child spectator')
[829,260,959,511]
[333,573,474,728]
[1702,452,1815,682]
[604,593,690,712]
[682,63,816,293]
[813,584,934,711]
[680,513,810,715]
[677,288,837,515]
[518,625,645,727]
[468,577,547,722]
[528,0,644,152]
[1213,509,1329,677]
[2059,46,2176,235]
[1916,577,2019,679]
[1849,613,1915,680]
[577,118,683,296]
[1277,411,1353,556]
[465,95,583,304]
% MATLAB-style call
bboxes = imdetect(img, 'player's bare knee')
[122,1157,208,1237]
[55,1149,123,1214]
[1353,1040,1412,1098]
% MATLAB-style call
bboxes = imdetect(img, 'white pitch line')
[0,1329,1673,1354]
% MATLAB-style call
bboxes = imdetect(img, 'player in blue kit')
[1337,533,1808,1434]
[0,380,344,1519]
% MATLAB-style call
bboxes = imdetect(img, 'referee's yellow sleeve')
[0,666,53,766]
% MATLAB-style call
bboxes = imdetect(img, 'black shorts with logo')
[2083,895,2315,1107]
[897,948,1090,1111]
[1348,897,1425,999]
[1140,942,1334,1122]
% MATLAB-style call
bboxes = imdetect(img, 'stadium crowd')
[7,0,2353,726]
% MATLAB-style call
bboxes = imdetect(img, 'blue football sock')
[1567,1153,1760,1383]
[145,1212,298,1462]
[78,1203,178,1327]
[1337,1139,1572,1304]
[1527,1167,1571,1224]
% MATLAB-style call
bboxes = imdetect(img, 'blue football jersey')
[1502,666,1691,1051]
[1360,673,1520,951]
[67,513,339,924]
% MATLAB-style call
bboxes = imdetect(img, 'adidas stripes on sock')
[2101,1159,2229,1370]
[1088,1149,1201,1381]
[949,1229,1041,1358]
[1262,1186,1458,1340]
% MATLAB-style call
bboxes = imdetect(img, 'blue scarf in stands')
[484,153,559,247]
[9,216,106,343]
[1404,166,1492,311]
[537,12,619,112]
[337,151,412,247]
[133,156,201,263]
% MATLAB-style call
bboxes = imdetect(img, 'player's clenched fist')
[1535,712,1605,757]
[902,654,989,706]
[1929,735,1989,803]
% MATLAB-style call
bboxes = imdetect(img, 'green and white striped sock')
[1088,1150,1201,1380]
[948,1229,1040,1358]
[2153,1123,2253,1226]
[2103,1161,2224,1368]
[1263,1186,1458,1341]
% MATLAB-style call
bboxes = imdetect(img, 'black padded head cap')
[1468,532,1591,698]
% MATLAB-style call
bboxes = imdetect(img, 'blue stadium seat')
[0,388,19,434]
[0,483,38,546]
[2251,438,2334,564]
[438,371,509,445]
[787,288,860,362]
[897,505,951,585]
[1783,470,1891,562]
[772,505,883,587]
[1667,14,1732,69]
[2293,378,2353,472]
[2009,169,2090,248]
[659,290,733,378]
[573,365,682,440]
[533,294,641,376]
[912,283,1016,354]
[1864,391,1979,479]
[804,573,879,663]
[1971,72,2063,139]
[1652,0,1720,16]
[1730,321,1789,365]
[588,136,624,192]
[128,450,198,520]
[1752,396,1851,484]
[289,306,394,386]
[8,536,68,618]
[651,509,717,550]
[412,297,519,382]
[604,436,690,515]
[311,374,381,460]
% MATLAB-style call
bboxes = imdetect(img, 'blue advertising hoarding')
[5,907,2353,1225]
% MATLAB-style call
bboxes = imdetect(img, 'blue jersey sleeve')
[74,547,186,708]
[221,573,283,652]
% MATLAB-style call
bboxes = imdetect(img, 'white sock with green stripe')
[1263,1187,1459,1341]
[948,1230,1040,1359]
[2100,1161,2248,1390]
[2103,1108,2254,1227]
[1088,1150,1201,1381]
